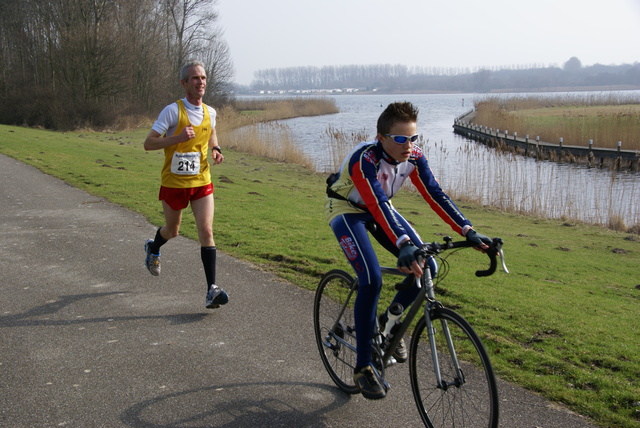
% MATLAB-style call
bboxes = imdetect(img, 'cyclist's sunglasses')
[385,134,419,144]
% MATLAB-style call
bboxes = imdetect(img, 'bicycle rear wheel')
[313,269,359,394]
[409,308,499,428]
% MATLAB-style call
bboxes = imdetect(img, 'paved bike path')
[0,153,597,427]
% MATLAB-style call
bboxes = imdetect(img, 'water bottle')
[382,302,404,339]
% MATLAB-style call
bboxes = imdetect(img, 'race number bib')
[171,152,200,175]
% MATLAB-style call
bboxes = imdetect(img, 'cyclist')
[325,101,491,399]
[143,61,228,309]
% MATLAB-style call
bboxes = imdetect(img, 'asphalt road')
[0,154,598,427]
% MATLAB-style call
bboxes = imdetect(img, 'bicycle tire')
[313,269,360,394]
[409,307,499,428]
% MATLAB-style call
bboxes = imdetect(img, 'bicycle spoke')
[313,270,360,394]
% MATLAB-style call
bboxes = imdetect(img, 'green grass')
[1,124,639,427]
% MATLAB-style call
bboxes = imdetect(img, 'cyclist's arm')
[409,149,472,236]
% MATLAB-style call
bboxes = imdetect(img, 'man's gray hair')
[180,61,206,81]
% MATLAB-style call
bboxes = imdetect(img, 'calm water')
[266,92,640,226]
[282,93,472,172]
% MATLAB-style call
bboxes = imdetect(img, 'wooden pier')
[453,110,640,171]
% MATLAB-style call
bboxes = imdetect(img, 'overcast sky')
[217,0,640,85]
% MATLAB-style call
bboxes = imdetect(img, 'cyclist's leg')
[368,212,433,309]
[392,257,437,308]
[330,213,382,370]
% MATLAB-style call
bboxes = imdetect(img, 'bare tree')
[0,0,235,129]
[113,0,174,110]
[200,33,235,105]
[162,0,234,103]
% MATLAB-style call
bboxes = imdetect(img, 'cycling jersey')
[325,141,472,245]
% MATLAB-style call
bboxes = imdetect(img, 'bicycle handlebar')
[417,237,508,277]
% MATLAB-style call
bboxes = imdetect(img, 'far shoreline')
[235,85,640,96]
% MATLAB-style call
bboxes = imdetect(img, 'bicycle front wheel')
[409,308,499,428]
[313,269,359,394]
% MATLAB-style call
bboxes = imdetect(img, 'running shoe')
[206,284,229,308]
[144,239,161,276]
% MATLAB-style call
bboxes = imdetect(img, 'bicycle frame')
[315,237,505,427]
[379,263,464,390]
[324,283,358,355]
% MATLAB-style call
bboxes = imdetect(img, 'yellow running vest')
[161,100,212,188]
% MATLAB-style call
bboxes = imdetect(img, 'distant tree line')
[249,58,640,93]
[0,0,234,130]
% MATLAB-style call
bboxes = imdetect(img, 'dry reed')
[231,97,339,123]
[217,98,338,168]
[222,120,313,169]
[473,94,640,150]
[323,125,370,172]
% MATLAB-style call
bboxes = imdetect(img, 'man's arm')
[209,128,224,164]
[143,126,194,151]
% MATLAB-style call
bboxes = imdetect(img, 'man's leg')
[144,201,183,276]
[148,201,183,251]
[161,200,184,240]
[192,194,227,308]
[191,193,214,247]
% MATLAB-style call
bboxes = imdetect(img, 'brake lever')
[475,237,506,277]
[498,248,510,273]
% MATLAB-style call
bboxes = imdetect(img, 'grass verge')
[1,122,639,427]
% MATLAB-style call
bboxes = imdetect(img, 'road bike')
[313,236,508,428]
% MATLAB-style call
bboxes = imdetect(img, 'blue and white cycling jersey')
[325,141,472,245]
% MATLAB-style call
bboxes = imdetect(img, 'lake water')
[257,92,640,227]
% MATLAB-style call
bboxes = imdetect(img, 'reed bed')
[472,94,640,150]
[230,97,339,123]
[220,120,313,169]
[217,97,338,167]
[323,125,370,171]
[437,141,640,230]
[322,127,640,233]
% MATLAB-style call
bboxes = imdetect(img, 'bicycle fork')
[423,271,465,390]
